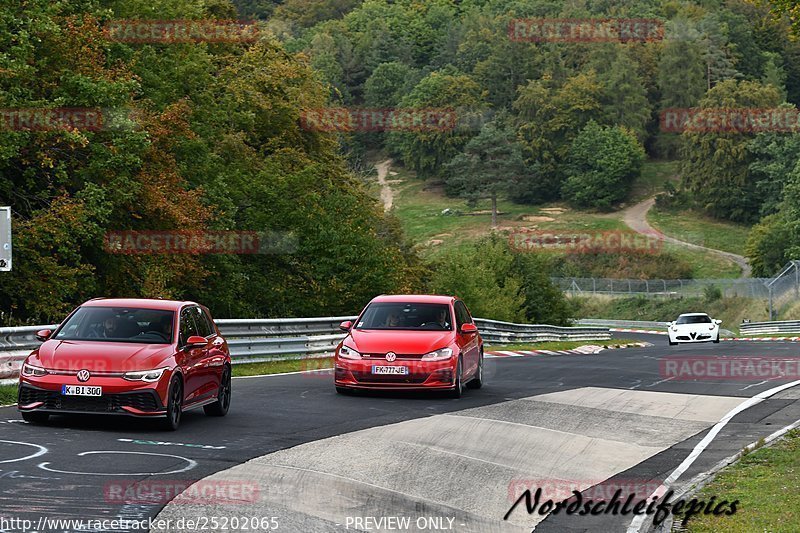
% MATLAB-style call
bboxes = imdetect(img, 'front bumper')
[18,373,170,416]
[669,330,718,343]
[334,357,456,390]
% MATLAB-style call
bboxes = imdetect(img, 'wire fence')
[553,261,800,320]
[552,277,772,298]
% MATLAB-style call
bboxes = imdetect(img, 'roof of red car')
[81,298,194,311]
[370,294,456,304]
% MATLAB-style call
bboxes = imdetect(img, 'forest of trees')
[268,0,800,275]
[4,0,800,326]
[0,0,425,324]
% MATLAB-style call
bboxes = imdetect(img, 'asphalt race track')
[1,333,799,533]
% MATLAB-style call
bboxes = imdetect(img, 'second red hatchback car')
[18,298,231,430]
[334,295,483,397]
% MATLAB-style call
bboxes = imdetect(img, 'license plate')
[372,366,408,375]
[61,385,102,397]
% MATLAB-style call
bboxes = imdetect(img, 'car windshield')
[53,307,175,344]
[355,302,453,331]
[676,315,712,324]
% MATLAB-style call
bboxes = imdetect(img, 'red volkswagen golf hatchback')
[334,295,483,397]
[18,298,231,430]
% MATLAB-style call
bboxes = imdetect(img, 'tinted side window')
[192,307,213,337]
[179,309,200,346]
[455,301,471,327]
[201,308,217,336]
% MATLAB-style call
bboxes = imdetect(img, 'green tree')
[562,121,645,210]
[429,236,526,323]
[679,80,782,222]
[444,118,526,228]
[385,70,484,179]
[513,72,605,204]
[364,62,417,107]
[600,47,652,143]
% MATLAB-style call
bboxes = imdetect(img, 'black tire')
[335,386,352,395]
[713,335,720,344]
[448,358,464,398]
[466,353,483,389]
[163,375,183,431]
[669,340,676,346]
[21,411,49,424]
[204,366,231,417]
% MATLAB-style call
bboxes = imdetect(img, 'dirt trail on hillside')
[376,159,393,211]
[622,197,752,278]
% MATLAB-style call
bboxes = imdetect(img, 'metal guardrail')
[576,319,669,329]
[739,320,800,336]
[577,318,736,337]
[475,318,610,343]
[0,316,611,382]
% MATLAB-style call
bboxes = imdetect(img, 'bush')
[428,235,572,325]
[704,284,723,302]
[562,122,645,210]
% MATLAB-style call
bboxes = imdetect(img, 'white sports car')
[668,313,721,345]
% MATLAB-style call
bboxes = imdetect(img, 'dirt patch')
[427,239,445,246]
[522,215,555,222]
[540,207,566,214]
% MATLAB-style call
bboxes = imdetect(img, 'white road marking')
[38,451,197,476]
[0,440,48,464]
[626,378,800,532]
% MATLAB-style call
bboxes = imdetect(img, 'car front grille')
[350,370,429,384]
[362,353,424,360]
[19,386,161,413]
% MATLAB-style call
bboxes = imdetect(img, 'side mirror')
[714,319,722,325]
[339,321,353,332]
[35,329,52,342]
[185,335,207,348]
[460,323,478,334]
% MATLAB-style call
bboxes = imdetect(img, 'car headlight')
[671,326,678,332]
[421,348,453,361]
[21,363,47,377]
[123,367,169,382]
[338,344,361,360]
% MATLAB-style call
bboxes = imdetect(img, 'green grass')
[573,296,769,334]
[682,430,800,532]
[664,243,744,279]
[232,357,333,377]
[648,207,752,257]
[0,384,17,405]
[630,160,679,202]
[393,173,627,260]
[486,339,642,351]
[386,158,745,278]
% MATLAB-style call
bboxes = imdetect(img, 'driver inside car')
[383,311,401,328]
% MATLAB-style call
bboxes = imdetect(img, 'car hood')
[673,323,717,330]
[346,329,454,355]
[32,340,174,373]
